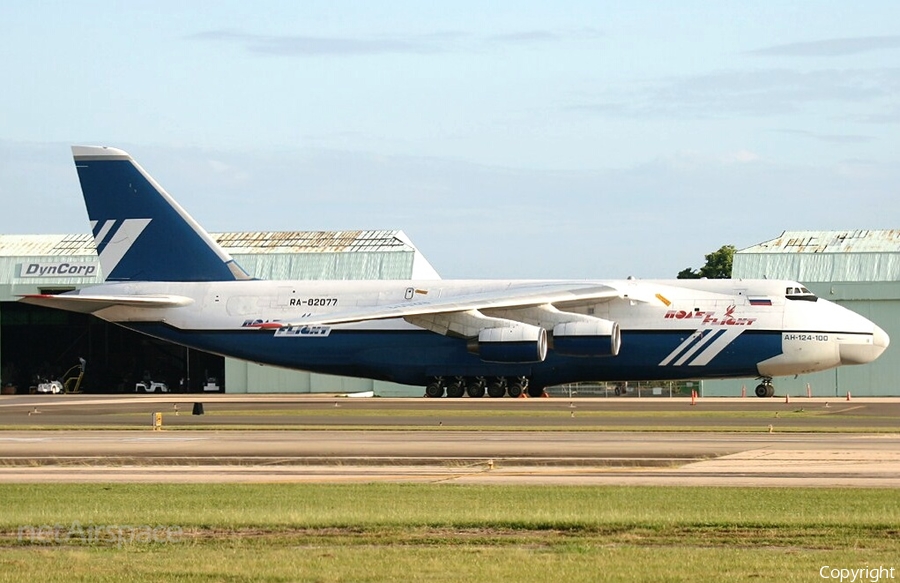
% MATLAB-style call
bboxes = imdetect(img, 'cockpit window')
[786,286,818,302]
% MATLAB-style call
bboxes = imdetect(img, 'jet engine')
[468,323,548,363]
[552,319,621,357]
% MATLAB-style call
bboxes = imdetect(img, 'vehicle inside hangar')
[0,301,224,394]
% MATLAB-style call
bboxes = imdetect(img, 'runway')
[2,394,898,429]
[0,395,900,488]
[1,395,898,486]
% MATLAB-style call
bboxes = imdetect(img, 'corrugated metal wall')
[232,251,414,281]
[734,253,900,283]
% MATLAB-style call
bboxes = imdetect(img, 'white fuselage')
[67,277,887,387]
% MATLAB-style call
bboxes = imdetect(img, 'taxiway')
[0,394,897,487]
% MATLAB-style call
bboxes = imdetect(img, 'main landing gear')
[754,377,775,398]
[425,376,545,398]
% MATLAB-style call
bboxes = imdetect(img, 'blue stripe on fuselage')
[121,323,783,387]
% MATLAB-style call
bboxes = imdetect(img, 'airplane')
[21,146,889,398]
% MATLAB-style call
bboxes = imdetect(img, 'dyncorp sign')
[19,262,99,278]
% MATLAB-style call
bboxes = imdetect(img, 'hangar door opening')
[0,303,224,393]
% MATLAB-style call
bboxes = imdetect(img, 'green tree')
[677,245,735,279]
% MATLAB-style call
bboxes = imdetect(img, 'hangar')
[0,230,438,396]
[705,230,900,397]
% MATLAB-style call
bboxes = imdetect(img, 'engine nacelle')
[469,324,548,363]
[552,319,621,357]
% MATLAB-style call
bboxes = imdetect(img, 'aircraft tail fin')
[71,146,252,282]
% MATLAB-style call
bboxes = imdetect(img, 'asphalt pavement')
[0,394,897,486]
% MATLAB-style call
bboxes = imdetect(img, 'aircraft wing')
[282,282,644,327]
[19,294,194,314]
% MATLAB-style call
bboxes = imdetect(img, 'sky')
[1,1,898,279]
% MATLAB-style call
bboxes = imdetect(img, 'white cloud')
[207,159,230,173]
[774,129,876,144]
[748,36,900,57]
[571,68,900,119]
[187,28,602,57]
[722,150,760,164]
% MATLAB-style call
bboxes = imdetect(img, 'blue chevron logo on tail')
[72,146,251,282]
[90,218,151,276]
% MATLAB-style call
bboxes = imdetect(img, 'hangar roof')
[739,230,900,255]
[0,234,96,257]
[0,230,415,256]
[735,230,900,283]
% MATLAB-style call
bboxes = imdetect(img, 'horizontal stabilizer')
[19,293,194,314]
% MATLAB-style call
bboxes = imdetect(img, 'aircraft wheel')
[527,384,545,398]
[446,378,465,398]
[755,383,775,398]
[487,379,506,398]
[506,377,526,398]
[425,380,445,398]
[466,378,485,398]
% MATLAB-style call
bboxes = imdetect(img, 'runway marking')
[120,437,209,442]
[0,436,209,445]
[830,405,865,414]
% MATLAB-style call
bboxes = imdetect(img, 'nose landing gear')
[754,378,775,398]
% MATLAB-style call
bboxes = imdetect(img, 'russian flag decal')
[748,297,772,306]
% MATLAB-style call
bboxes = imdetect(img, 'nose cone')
[839,324,890,365]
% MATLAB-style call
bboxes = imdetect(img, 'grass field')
[1,484,897,582]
